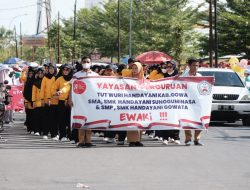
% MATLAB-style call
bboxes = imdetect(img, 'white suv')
[198,68,250,126]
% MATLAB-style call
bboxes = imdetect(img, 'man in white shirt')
[182,58,203,146]
[69,56,99,147]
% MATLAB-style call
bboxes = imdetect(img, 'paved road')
[0,114,250,190]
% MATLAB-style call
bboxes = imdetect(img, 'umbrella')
[4,57,22,65]
[136,51,172,65]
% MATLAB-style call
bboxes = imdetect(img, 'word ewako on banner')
[71,76,214,131]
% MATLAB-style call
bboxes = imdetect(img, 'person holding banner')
[160,61,181,145]
[69,56,99,148]
[126,62,144,147]
[182,58,203,146]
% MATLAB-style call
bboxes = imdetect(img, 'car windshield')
[198,71,244,87]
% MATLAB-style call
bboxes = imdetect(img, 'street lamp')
[8,14,28,58]
[8,14,28,30]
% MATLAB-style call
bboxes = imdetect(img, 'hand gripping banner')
[71,76,214,131]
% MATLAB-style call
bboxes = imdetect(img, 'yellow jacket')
[52,76,71,101]
[32,85,42,107]
[122,69,132,77]
[148,70,164,80]
[40,76,58,105]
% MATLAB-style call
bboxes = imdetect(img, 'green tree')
[217,0,250,56]
[48,0,205,63]
[0,27,14,62]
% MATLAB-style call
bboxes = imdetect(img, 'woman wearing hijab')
[52,64,73,142]
[161,61,180,145]
[32,67,44,136]
[126,62,144,147]
[40,63,58,140]
[23,67,36,133]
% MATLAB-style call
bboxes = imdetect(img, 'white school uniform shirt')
[72,70,99,79]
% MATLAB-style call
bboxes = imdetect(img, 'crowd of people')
[21,56,204,147]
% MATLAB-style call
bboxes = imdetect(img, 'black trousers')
[33,107,44,134]
[57,101,71,139]
[26,108,35,133]
[43,104,58,137]
[104,131,116,138]
[160,130,180,140]
[117,131,126,141]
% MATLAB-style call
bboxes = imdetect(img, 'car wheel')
[242,118,250,126]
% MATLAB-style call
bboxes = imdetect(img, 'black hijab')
[23,69,35,102]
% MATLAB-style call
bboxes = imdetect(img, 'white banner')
[71,76,214,130]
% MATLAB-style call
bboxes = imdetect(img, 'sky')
[0,0,204,36]
[0,0,86,35]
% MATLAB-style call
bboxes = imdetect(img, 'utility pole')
[14,26,18,58]
[129,0,133,57]
[73,0,77,63]
[57,12,60,64]
[20,22,22,59]
[117,0,121,63]
[45,0,52,62]
[214,0,218,68]
[208,0,213,67]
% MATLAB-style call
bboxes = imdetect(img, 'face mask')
[82,63,91,69]
[161,69,167,74]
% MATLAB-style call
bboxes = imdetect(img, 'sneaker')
[103,137,109,142]
[168,137,175,143]
[154,136,160,140]
[30,131,35,135]
[107,138,116,143]
[148,134,155,138]
[52,136,59,141]
[70,140,76,144]
[135,142,144,147]
[95,132,100,137]
[43,135,48,140]
[185,140,192,146]
[117,141,124,145]
[162,140,168,145]
[194,140,204,146]
[34,132,40,136]
[61,137,69,142]
[99,132,104,137]
[174,140,181,145]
